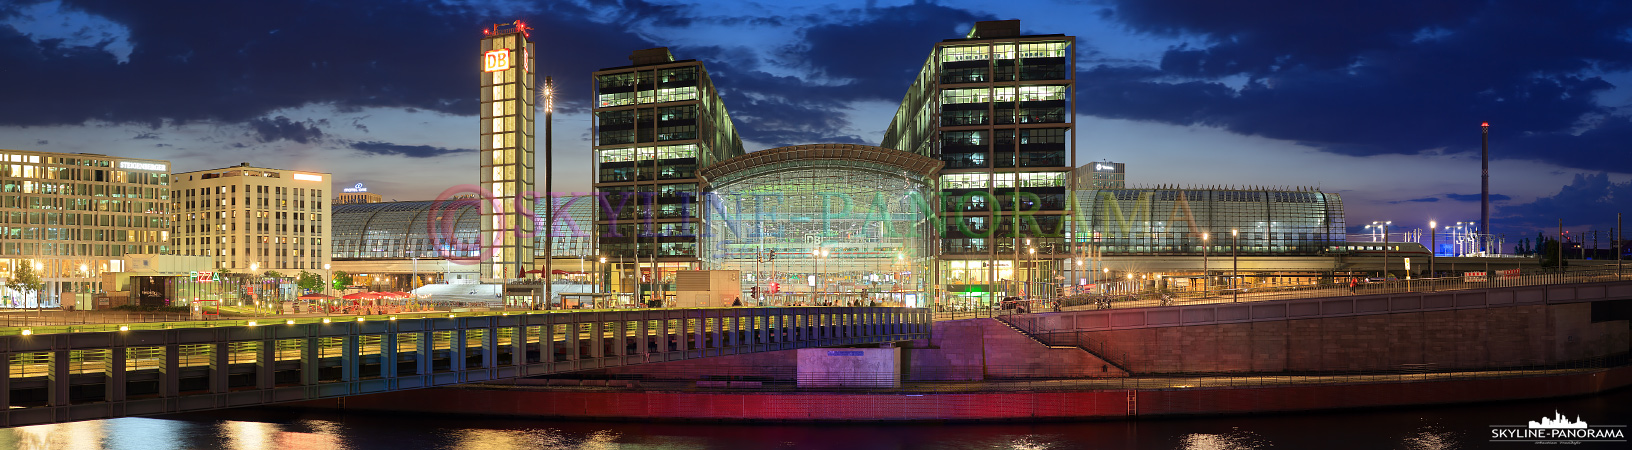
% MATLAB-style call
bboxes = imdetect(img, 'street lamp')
[1428,220,1436,279]
[811,247,829,305]
[1231,229,1239,303]
[1370,221,1391,281]
[1202,232,1209,296]
[598,256,608,296]
[1027,247,1036,299]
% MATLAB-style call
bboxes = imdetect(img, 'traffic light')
[751,286,760,299]
[769,282,780,294]
[768,251,776,261]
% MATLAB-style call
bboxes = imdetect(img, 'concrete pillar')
[209,342,230,393]
[647,319,660,355]
[589,320,604,359]
[725,316,738,348]
[708,316,721,349]
[480,327,497,369]
[541,323,556,363]
[757,312,770,345]
[340,335,359,382]
[414,332,432,375]
[300,339,319,385]
[510,325,526,366]
[565,320,580,361]
[613,319,627,357]
[381,332,399,379]
[48,350,69,407]
[161,344,181,396]
[255,340,276,389]
[0,350,11,410]
[105,347,126,402]
[450,330,467,372]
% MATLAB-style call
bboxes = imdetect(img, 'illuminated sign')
[1094,163,1117,172]
[523,47,530,73]
[483,49,510,72]
[189,271,220,282]
[343,182,368,193]
[292,173,323,182]
[119,161,167,171]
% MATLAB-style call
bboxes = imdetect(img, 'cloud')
[34,139,46,145]
[1083,0,1632,173]
[1389,197,1440,204]
[132,131,158,139]
[1496,172,1632,234]
[349,141,471,158]
[1445,193,1512,202]
[0,0,653,127]
[247,116,324,144]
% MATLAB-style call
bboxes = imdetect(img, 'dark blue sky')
[2,0,1631,246]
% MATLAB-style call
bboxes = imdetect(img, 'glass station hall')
[700,144,940,307]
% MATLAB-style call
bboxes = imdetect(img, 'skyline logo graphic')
[1490,411,1625,444]
[1530,411,1589,429]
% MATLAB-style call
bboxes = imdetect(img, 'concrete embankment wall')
[1021,283,1632,373]
[292,365,1632,421]
[577,317,1126,381]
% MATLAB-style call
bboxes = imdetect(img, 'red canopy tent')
[341,292,377,300]
[297,293,337,300]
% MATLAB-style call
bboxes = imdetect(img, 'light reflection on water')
[0,387,1620,450]
[1177,428,1267,450]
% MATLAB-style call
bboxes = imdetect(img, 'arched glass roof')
[331,197,596,260]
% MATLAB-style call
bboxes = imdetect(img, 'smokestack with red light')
[1481,121,1490,253]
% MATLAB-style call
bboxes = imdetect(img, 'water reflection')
[1177,428,1267,450]
[0,387,1620,450]
[1400,424,1460,450]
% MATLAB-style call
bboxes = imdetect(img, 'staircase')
[994,315,1134,374]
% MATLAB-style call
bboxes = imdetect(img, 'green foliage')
[5,259,45,301]
[262,270,286,279]
[1539,238,1569,269]
[295,270,324,293]
[332,271,353,289]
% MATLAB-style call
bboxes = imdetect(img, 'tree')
[263,270,286,279]
[332,271,353,290]
[295,270,324,293]
[1539,237,1569,270]
[6,259,46,311]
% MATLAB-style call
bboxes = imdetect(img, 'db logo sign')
[483,49,510,72]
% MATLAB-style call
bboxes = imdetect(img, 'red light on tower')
[1481,121,1489,127]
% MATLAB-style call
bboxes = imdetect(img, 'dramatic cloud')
[349,141,472,158]
[247,116,325,144]
[0,0,653,126]
[1497,173,1632,233]
[1389,197,1440,204]
[1084,0,1632,173]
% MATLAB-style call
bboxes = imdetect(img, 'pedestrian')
[1349,277,1358,294]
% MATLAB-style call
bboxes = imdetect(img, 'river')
[1,387,1626,449]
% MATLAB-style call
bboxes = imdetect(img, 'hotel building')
[170,163,331,274]
[0,149,171,306]
[592,47,744,299]
[881,20,1076,300]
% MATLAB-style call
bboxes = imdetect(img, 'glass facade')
[1072,188,1346,256]
[879,20,1075,304]
[592,48,745,288]
[699,144,940,307]
[329,197,596,260]
[0,149,170,306]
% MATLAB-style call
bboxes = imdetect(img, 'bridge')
[0,306,931,427]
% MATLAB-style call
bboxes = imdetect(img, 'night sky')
[3,0,1631,248]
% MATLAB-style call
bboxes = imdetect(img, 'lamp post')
[598,256,608,296]
[1231,229,1238,303]
[811,247,829,305]
[1027,247,1036,299]
[1428,221,1436,279]
[1202,232,1209,297]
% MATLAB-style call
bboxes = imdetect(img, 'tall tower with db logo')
[479,21,536,282]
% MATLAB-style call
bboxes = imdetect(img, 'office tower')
[478,21,536,282]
